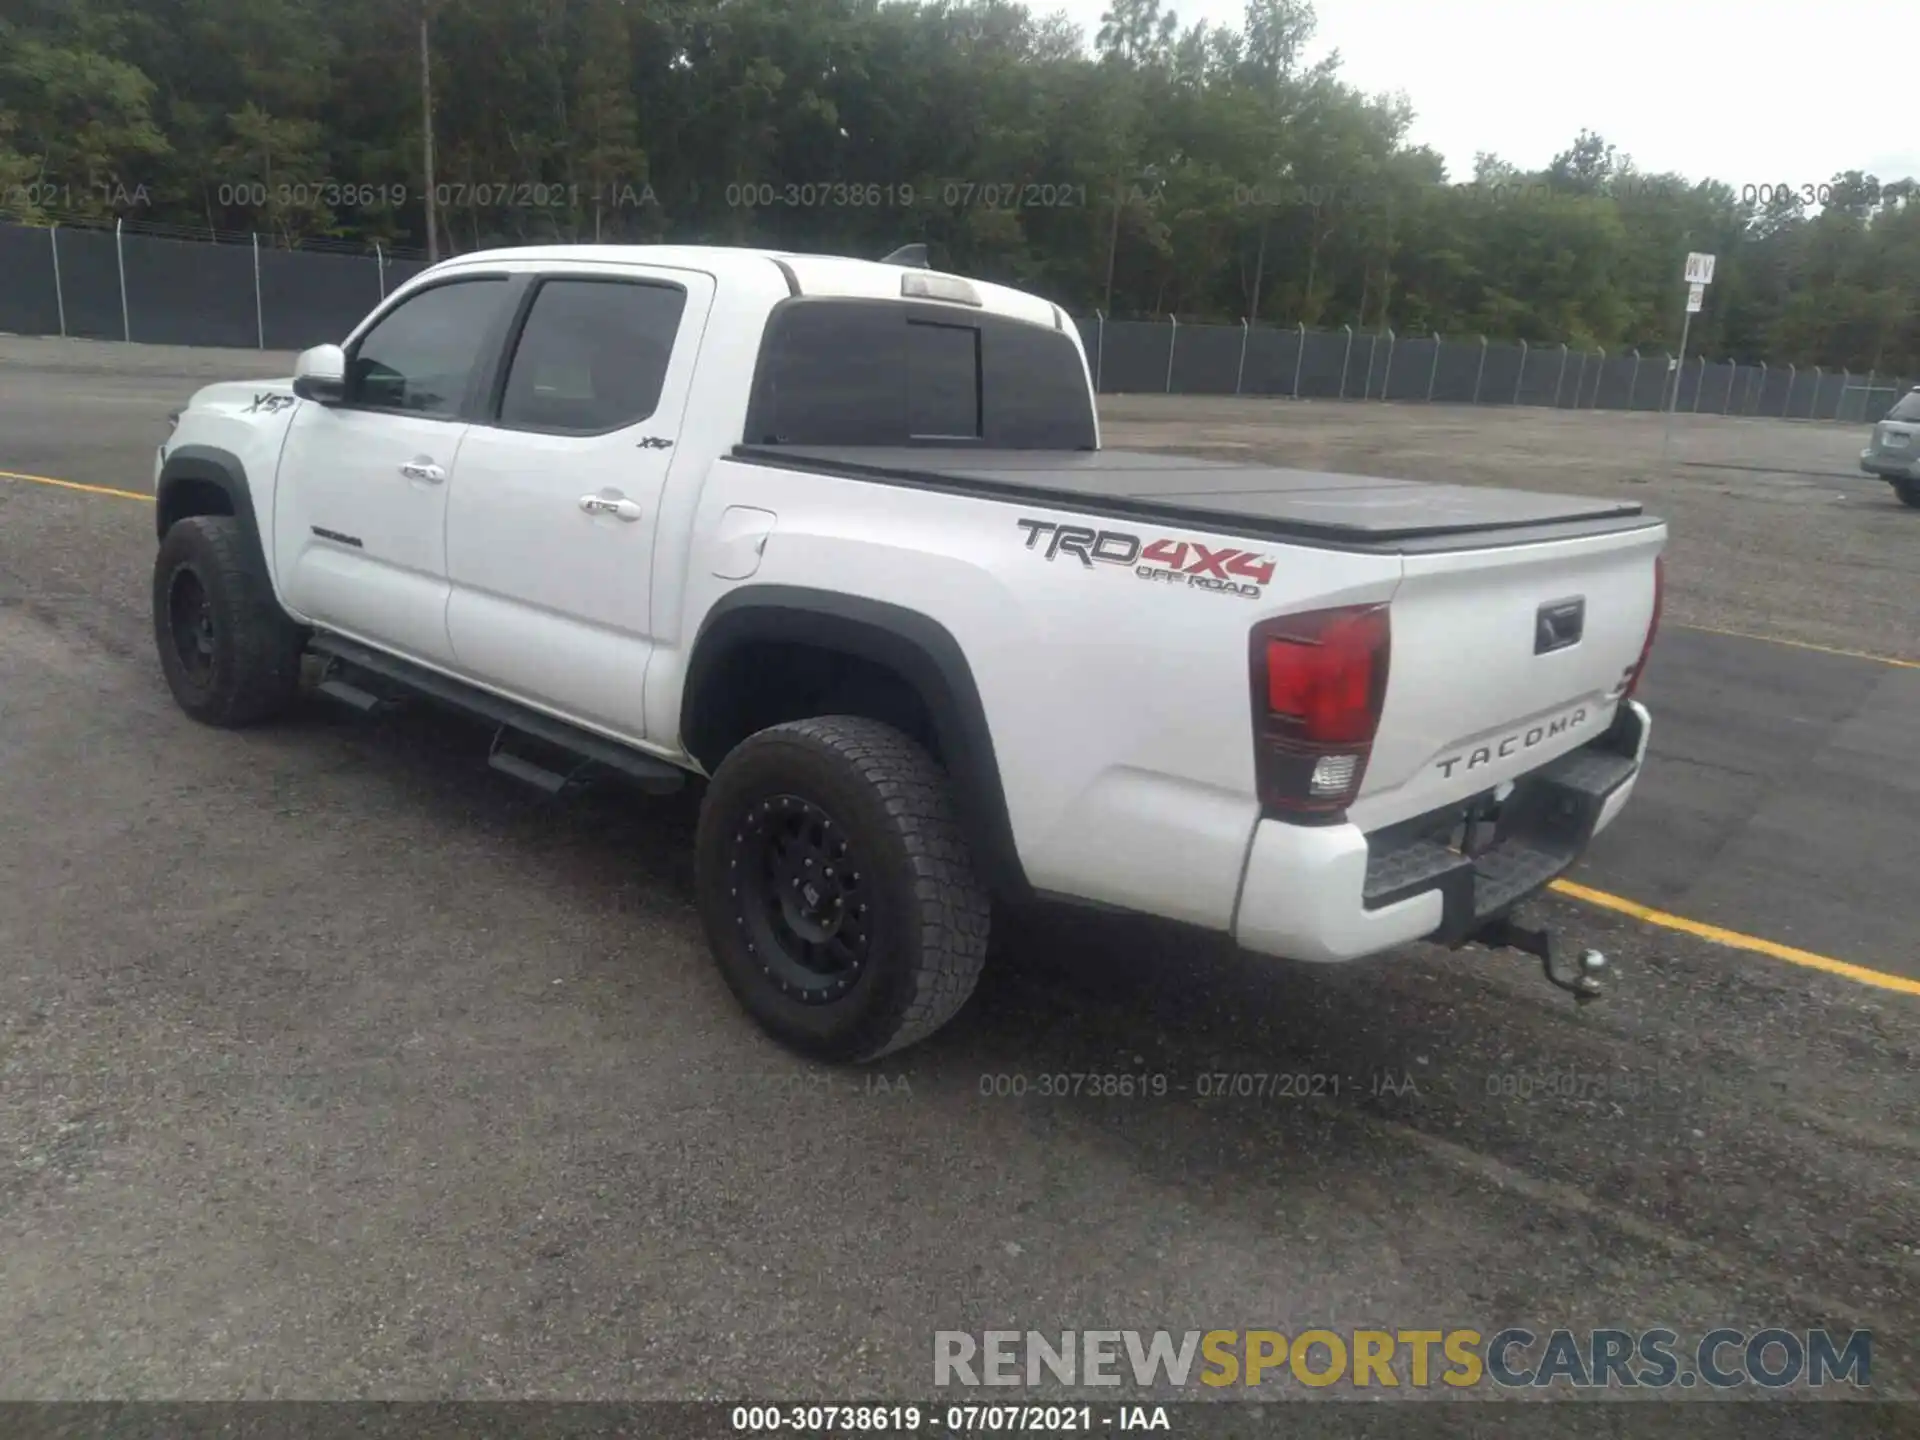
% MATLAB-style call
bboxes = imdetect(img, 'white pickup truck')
[150,244,1665,1061]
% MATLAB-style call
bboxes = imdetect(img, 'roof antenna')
[880,243,929,268]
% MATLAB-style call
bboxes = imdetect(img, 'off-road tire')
[152,515,304,727]
[1895,478,1920,509]
[694,716,992,1063]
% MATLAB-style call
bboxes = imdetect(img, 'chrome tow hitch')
[1473,914,1609,1002]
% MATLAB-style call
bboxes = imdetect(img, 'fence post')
[1427,333,1440,402]
[49,225,67,339]
[1783,363,1796,418]
[1867,368,1878,421]
[1513,339,1528,404]
[1627,350,1641,409]
[1235,317,1249,396]
[1095,311,1105,392]
[1472,336,1487,404]
[252,233,265,349]
[1810,366,1821,420]
[1378,327,1395,401]
[1690,355,1703,413]
[1839,368,1850,423]
[1338,324,1353,400]
[1756,362,1768,417]
[1292,322,1305,399]
[1592,348,1604,408]
[115,217,131,343]
[1164,315,1178,394]
[376,241,387,300]
[1553,343,1569,408]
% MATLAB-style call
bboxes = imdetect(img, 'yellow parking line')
[0,468,154,504]
[1673,623,1919,670]
[1550,878,1920,997]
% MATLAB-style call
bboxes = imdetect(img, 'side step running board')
[487,726,583,795]
[309,634,686,794]
[315,675,396,714]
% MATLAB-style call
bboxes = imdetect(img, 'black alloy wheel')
[730,793,872,1003]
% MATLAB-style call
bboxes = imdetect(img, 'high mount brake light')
[1250,604,1391,817]
[1622,555,1665,700]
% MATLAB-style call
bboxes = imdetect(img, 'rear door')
[1351,522,1664,832]
[444,263,714,740]
[274,274,512,667]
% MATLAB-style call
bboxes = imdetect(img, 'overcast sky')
[1047,0,1919,192]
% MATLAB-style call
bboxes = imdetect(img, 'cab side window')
[347,278,509,417]
[497,279,689,433]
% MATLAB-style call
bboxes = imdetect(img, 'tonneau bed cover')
[733,445,1656,553]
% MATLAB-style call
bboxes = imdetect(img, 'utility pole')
[421,3,439,262]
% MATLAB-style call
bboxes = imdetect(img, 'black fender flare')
[683,586,1030,901]
[155,444,274,582]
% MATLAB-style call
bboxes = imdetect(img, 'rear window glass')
[908,321,982,439]
[1886,391,1920,422]
[745,299,1095,449]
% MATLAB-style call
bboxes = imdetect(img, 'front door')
[274,275,513,666]
[444,266,714,740]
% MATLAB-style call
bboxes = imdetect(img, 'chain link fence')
[0,218,429,353]
[1079,316,1911,424]
[1,219,1908,424]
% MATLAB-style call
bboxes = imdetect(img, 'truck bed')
[732,445,1657,553]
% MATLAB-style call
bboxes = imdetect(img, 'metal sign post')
[1664,254,1714,465]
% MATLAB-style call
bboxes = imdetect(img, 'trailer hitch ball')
[1471,916,1609,1002]
[1542,936,1606,1001]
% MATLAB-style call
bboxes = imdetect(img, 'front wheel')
[1895,479,1920,509]
[152,515,305,727]
[694,716,992,1063]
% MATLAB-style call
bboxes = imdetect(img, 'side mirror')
[292,344,348,404]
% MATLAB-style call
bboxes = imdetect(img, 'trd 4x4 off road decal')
[1016,519,1274,598]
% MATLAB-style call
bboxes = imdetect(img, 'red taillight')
[1251,604,1391,816]
[1622,555,1665,700]
[1266,607,1390,743]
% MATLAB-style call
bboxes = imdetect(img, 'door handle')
[579,493,643,522]
[400,459,446,483]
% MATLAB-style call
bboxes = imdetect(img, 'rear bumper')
[1861,449,1917,478]
[1232,700,1650,963]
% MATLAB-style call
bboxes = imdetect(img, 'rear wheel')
[152,515,304,727]
[694,716,991,1063]
[1895,479,1920,509]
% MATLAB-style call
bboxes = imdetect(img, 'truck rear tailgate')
[1352,523,1663,832]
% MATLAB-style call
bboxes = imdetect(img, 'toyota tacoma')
[149,244,1666,1061]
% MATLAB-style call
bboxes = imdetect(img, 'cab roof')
[432,243,1065,332]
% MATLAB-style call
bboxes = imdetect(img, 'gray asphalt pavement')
[1,338,1916,1403]
[1583,627,1920,977]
